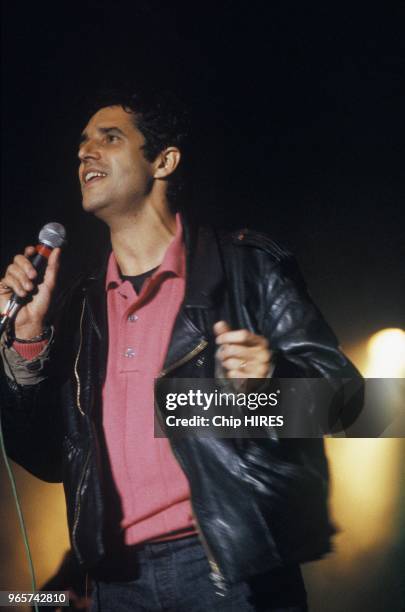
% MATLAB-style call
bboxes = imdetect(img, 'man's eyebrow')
[78,126,126,146]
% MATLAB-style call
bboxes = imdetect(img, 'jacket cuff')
[0,327,54,385]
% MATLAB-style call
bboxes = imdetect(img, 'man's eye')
[106,134,119,143]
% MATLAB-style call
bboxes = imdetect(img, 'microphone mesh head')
[38,222,67,248]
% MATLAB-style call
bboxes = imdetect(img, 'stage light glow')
[364,328,405,377]
[326,438,401,554]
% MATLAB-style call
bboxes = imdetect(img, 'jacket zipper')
[158,339,208,378]
[71,447,91,563]
[191,506,227,595]
[71,297,88,562]
[74,298,86,416]
[157,338,227,595]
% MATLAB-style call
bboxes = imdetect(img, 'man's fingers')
[1,248,61,300]
[221,357,251,371]
[4,265,34,296]
[219,343,259,359]
[214,322,272,379]
[24,246,36,258]
[215,328,251,346]
[216,328,267,347]
[14,254,38,280]
[222,358,270,377]
[213,320,232,337]
[220,345,270,364]
[1,276,25,298]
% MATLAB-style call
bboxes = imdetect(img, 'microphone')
[0,222,66,335]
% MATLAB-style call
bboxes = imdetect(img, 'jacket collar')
[182,214,224,309]
[83,213,225,313]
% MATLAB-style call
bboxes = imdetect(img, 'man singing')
[0,90,363,611]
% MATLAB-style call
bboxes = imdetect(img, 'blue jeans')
[90,535,308,611]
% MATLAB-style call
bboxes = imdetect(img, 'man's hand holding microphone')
[0,223,65,340]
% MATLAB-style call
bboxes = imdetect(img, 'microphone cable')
[0,350,39,612]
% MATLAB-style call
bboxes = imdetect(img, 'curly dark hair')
[86,89,191,209]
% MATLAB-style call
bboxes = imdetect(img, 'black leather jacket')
[0,219,363,586]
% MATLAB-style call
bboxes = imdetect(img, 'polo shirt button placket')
[128,314,138,322]
[124,348,136,358]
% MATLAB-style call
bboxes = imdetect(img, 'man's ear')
[154,147,181,179]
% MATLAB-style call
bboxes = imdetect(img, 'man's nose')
[78,140,101,161]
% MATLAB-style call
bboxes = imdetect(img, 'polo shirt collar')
[105,213,185,291]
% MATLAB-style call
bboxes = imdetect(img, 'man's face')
[78,105,154,218]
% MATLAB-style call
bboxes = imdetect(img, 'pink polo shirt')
[16,216,195,545]
[102,216,195,545]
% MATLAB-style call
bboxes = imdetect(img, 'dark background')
[1,1,404,347]
[1,3,404,611]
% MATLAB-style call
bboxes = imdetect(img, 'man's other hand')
[213,321,273,378]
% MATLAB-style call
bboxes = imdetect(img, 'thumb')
[43,247,61,290]
[213,320,232,337]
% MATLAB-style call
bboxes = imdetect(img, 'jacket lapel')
[82,266,109,385]
[162,221,225,372]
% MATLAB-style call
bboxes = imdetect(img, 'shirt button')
[128,314,138,322]
[124,348,136,358]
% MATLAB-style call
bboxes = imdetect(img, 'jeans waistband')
[91,533,200,582]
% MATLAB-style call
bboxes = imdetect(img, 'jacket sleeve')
[0,292,77,482]
[260,252,364,434]
[0,275,87,482]
[0,356,64,482]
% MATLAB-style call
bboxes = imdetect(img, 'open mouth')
[84,171,107,185]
